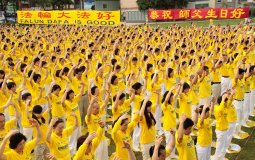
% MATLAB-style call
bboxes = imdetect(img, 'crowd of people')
[0,23,254,160]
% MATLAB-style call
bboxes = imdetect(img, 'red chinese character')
[97,12,114,20]
[38,12,51,18]
[57,12,71,18]
[20,12,32,18]
[77,11,91,19]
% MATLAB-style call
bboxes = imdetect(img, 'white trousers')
[132,125,141,151]
[141,142,154,160]
[23,127,33,141]
[95,139,108,160]
[250,89,255,115]
[68,126,81,156]
[196,144,211,160]
[164,130,176,160]
[221,77,232,96]
[192,104,199,119]
[199,96,211,106]
[212,83,221,101]
[226,122,236,149]
[233,100,244,134]
[214,130,228,160]
[154,104,162,133]
[243,93,250,124]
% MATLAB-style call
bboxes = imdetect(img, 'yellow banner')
[17,10,120,26]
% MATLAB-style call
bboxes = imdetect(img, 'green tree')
[136,0,188,10]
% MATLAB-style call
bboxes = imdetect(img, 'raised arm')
[0,130,19,160]
[46,118,58,143]
[177,114,187,144]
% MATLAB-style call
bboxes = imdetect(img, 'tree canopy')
[136,0,188,10]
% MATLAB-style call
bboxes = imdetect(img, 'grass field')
[148,18,255,28]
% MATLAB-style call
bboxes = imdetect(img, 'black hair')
[66,90,74,100]
[111,75,118,84]
[91,86,98,95]
[22,93,31,101]
[162,91,174,104]
[111,59,117,66]
[249,66,255,73]
[132,57,138,62]
[77,135,87,151]
[53,118,64,128]
[113,93,125,102]
[147,63,153,71]
[28,70,33,78]
[33,74,41,82]
[9,133,27,149]
[203,66,209,71]
[20,63,27,72]
[167,68,174,78]
[198,105,210,115]
[140,100,156,129]
[55,70,61,77]
[51,84,61,93]
[7,82,16,90]
[217,96,222,105]
[63,67,69,74]
[74,68,82,75]
[0,70,5,79]
[34,57,40,64]
[238,68,245,75]
[149,145,166,157]
[132,82,142,94]
[182,82,190,92]
[112,115,129,128]
[183,118,194,129]
[32,105,46,125]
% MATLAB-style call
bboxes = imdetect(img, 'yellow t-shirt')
[232,79,245,100]
[140,116,156,144]
[197,118,212,146]
[50,93,65,118]
[179,93,192,118]
[0,90,8,113]
[48,126,74,160]
[0,119,16,153]
[33,111,49,144]
[214,102,228,131]
[226,100,237,123]
[73,127,104,160]
[4,139,36,160]
[162,103,176,130]
[112,115,139,160]
[132,94,143,113]
[112,99,131,121]
[176,133,197,160]
[65,96,81,126]
[250,75,255,89]
[199,75,212,98]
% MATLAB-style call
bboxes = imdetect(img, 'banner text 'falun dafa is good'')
[17,10,120,26]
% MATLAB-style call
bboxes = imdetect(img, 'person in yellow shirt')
[30,104,51,160]
[48,84,66,121]
[225,89,239,153]
[0,119,42,160]
[198,66,212,106]
[131,82,146,152]
[249,65,255,117]
[112,91,134,121]
[213,94,229,160]
[176,114,197,160]
[161,84,182,159]
[73,121,105,160]
[46,113,78,160]
[149,131,176,160]
[61,83,84,156]
[196,102,214,160]
[111,113,139,160]
[139,97,158,160]
[179,82,192,118]
[85,94,110,160]
[232,62,246,137]
[0,97,20,153]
